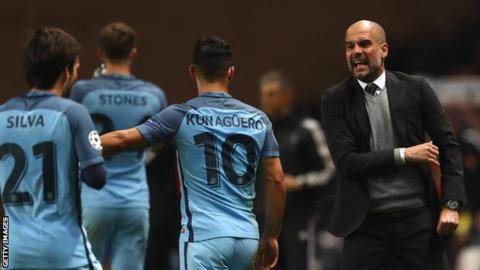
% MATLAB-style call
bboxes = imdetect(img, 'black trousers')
[341,207,436,270]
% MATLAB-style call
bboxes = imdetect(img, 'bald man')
[321,20,465,269]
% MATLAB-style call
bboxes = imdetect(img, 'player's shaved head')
[346,20,386,44]
[344,20,388,82]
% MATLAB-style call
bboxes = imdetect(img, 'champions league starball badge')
[88,130,103,151]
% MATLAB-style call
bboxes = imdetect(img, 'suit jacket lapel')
[350,78,371,150]
[386,71,406,145]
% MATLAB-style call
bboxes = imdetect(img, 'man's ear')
[188,64,196,81]
[54,66,70,96]
[227,66,235,83]
[381,42,389,58]
[62,66,71,87]
[129,48,138,63]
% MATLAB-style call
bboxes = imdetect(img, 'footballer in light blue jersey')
[137,92,278,242]
[0,92,105,269]
[100,36,286,270]
[0,26,106,270]
[70,74,167,208]
[69,22,167,270]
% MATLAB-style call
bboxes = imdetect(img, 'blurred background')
[1,0,479,105]
[2,0,480,269]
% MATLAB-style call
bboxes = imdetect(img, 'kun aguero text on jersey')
[186,113,264,130]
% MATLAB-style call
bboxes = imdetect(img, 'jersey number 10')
[194,132,258,187]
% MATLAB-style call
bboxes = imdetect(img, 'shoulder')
[229,98,273,126]
[141,103,190,136]
[132,79,167,100]
[131,79,164,93]
[162,103,189,115]
[321,76,356,105]
[323,76,355,98]
[387,71,434,99]
[141,80,163,91]
[230,97,264,114]
[61,97,91,123]
[387,71,428,86]
[73,79,93,89]
[388,70,424,81]
[155,103,190,123]
[226,98,272,123]
[0,96,23,111]
[70,79,97,102]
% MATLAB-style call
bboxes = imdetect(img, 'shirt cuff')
[394,148,406,166]
[296,175,306,186]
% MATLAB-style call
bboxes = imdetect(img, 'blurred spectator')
[258,70,339,270]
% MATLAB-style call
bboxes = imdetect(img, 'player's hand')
[254,237,279,270]
[285,175,302,191]
[404,141,439,165]
[436,208,459,235]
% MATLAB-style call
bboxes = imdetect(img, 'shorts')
[82,207,149,270]
[180,237,258,270]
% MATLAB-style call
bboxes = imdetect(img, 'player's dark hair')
[23,26,81,89]
[193,36,232,82]
[99,22,136,63]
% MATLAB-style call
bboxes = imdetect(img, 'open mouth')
[352,59,368,69]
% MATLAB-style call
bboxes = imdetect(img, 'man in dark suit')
[321,20,465,270]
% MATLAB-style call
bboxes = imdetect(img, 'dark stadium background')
[1,1,480,269]
[0,0,479,105]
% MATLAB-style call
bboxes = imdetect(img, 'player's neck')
[104,64,131,76]
[196,81,229,95]
[31,85,61,96]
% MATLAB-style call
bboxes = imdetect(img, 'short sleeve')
[66,103,104,169]
[136,104,187,146]
[261,114,280,158]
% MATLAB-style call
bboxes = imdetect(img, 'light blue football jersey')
[0,91,104,269]
[137,92,279,242]
[70,74,167,208]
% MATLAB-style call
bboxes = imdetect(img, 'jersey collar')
[25,89,56,97]
[199,91,232,98]
[99,74,136,80]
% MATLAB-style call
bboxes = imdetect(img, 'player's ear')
[54,66,70,96]
[227,66,235,83]
[129,48,138,63]
[62,66,71,87]
[188,64,196,81]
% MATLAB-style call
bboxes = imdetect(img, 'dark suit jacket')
[321,71,465,238]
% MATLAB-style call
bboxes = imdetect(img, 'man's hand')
[404,141,439,165]
[436,208,459,235]
[254,237,279,270]
[285,175,302,191]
